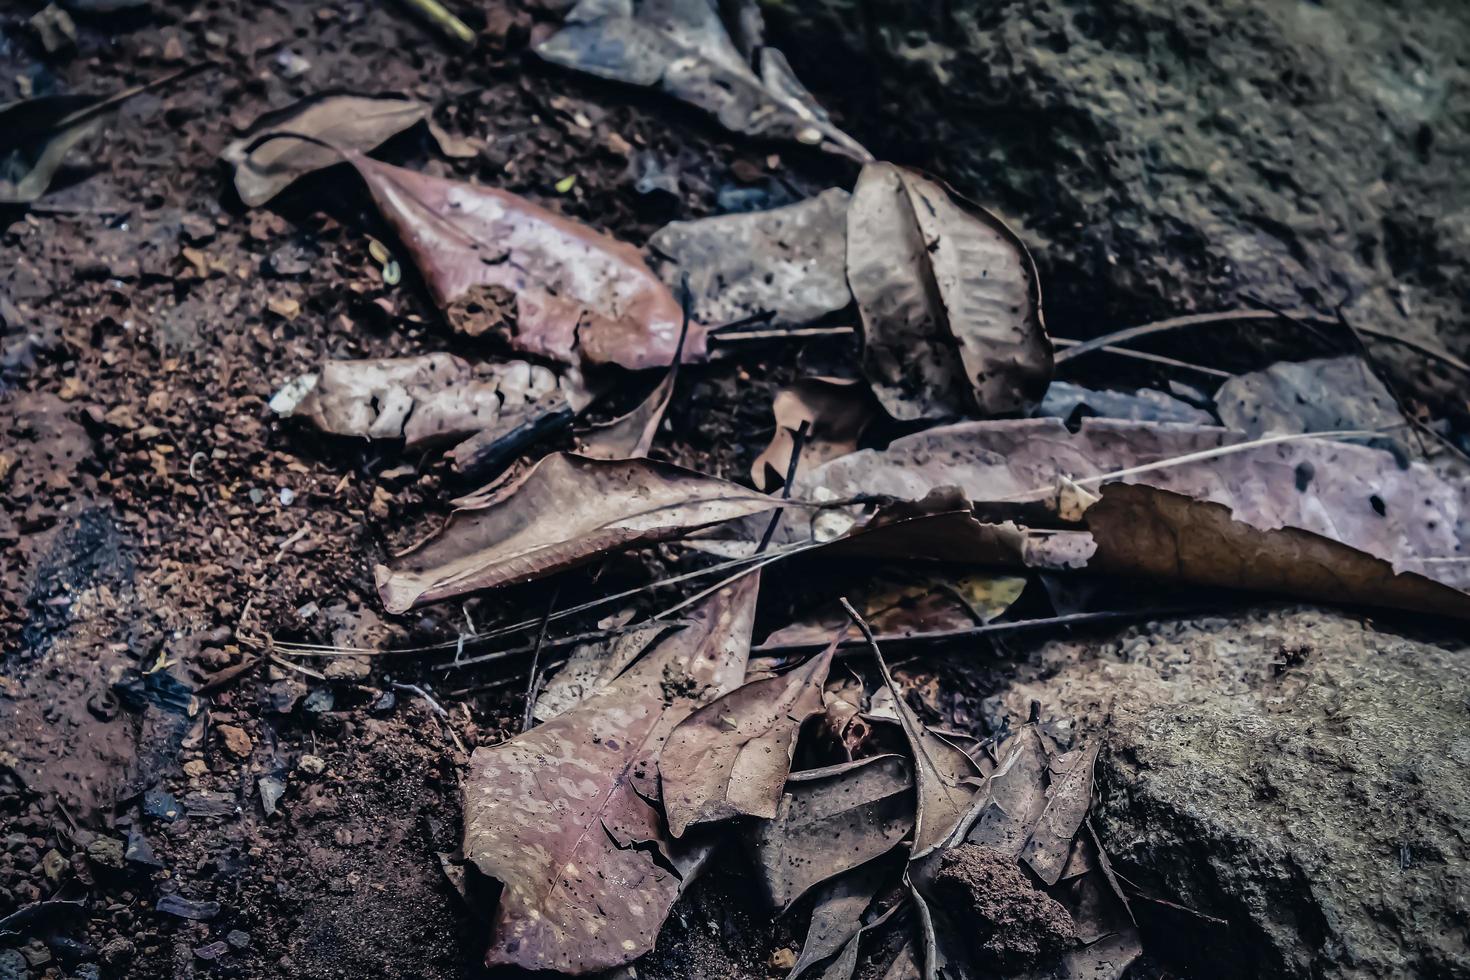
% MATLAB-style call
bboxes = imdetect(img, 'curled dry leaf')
[222,93,438,207]
[532,622,675,723]
[813,896,906,980]
[651,189,854,330]
[376,452,775,612]
[752,377,879,492]
[463,576,758,974]
[537,0,870,162]
[352,156,699,370]
[747,754,914,910]
[1084,482,1470,618]
[268,354,586,449]
[847,163,1051,421]
[661,636,836,836]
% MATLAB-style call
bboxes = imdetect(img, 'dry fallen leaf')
[763,571,1027,650]
[268,354,585,449]
[537,0,870,162]
[376,452,775,612]
[752,377,879,492]
[464,576,758,974]
[1084,482,1470,618]
[847,163,1051,421]
[1213,355,1407,449]
[222,93,438,207]
[851,609,980,859]
[352,156,698,370]
[787,859,889,980]
[651,190,853,330]
[748,754,915,910]
[661,637,835,836]
[532,622,675,723]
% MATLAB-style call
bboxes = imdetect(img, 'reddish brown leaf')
[375,452,775,612]
[752,377,879,491]
[352,156,702,369]
[661,637,836,836]
[463,575,759,974]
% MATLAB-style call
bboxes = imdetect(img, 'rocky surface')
[987,608,1470,979]
[766,0,1470,403]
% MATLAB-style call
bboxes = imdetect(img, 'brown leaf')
[651,190,854,331]
[268,354,585,449]
[1022,743,1101,886]
[1084,482,1470,618]
[532,622,676,723]
[463,575,758,974]
[573,369,675,460]
[661,637,836,836]
[351,156,699,370]
[763,571,1026,650]
[747,755,915,910]
[787,859,888,980]
[375,453,775,612]
[221,93,433,208]
[806,418,1470,610]
[536,1,870,162]
[846,163,1051,421]
[870,647,980,858]
[752,378,879,492]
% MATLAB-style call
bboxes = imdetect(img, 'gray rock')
[985,608,1470,979]
[763,0,1470,404]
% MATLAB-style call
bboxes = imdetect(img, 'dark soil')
[930,844,1079,973]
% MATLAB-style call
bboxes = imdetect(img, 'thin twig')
[392,681,449,718]
[395,0,475,47]
[710,326,858,343]
[1052,338,1232,379]
[1054,308,1470,375]
[754,608,1190,656]
[756,420,810,553]
[521,585,560,731]
[269,541,824,657]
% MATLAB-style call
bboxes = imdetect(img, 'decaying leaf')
[376,452,775,612]
[1083,482,1470,618]
[350,157,697,369]
[847,162,1051,421]
[537,0,870,162]
[1038,381,1213,426]
[1,67,201,205]
[576,316,690,460]
[532,622,675,723]
[787,859,889,980]
[764,571,1026,650]
[661,637,835,836]
[268,354,586,449]
[1213,355,1407,448]
[222,93,443,207]
[748,754,914,910]
[813,896,906,980]
[464,576,757,973]
[803,418,1470,600]
[910,730,1137,980]
[752,377,879,491]
[651,190,853,330]
[857,618,980,858]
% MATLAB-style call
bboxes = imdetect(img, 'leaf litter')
[131,28,1470,980]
